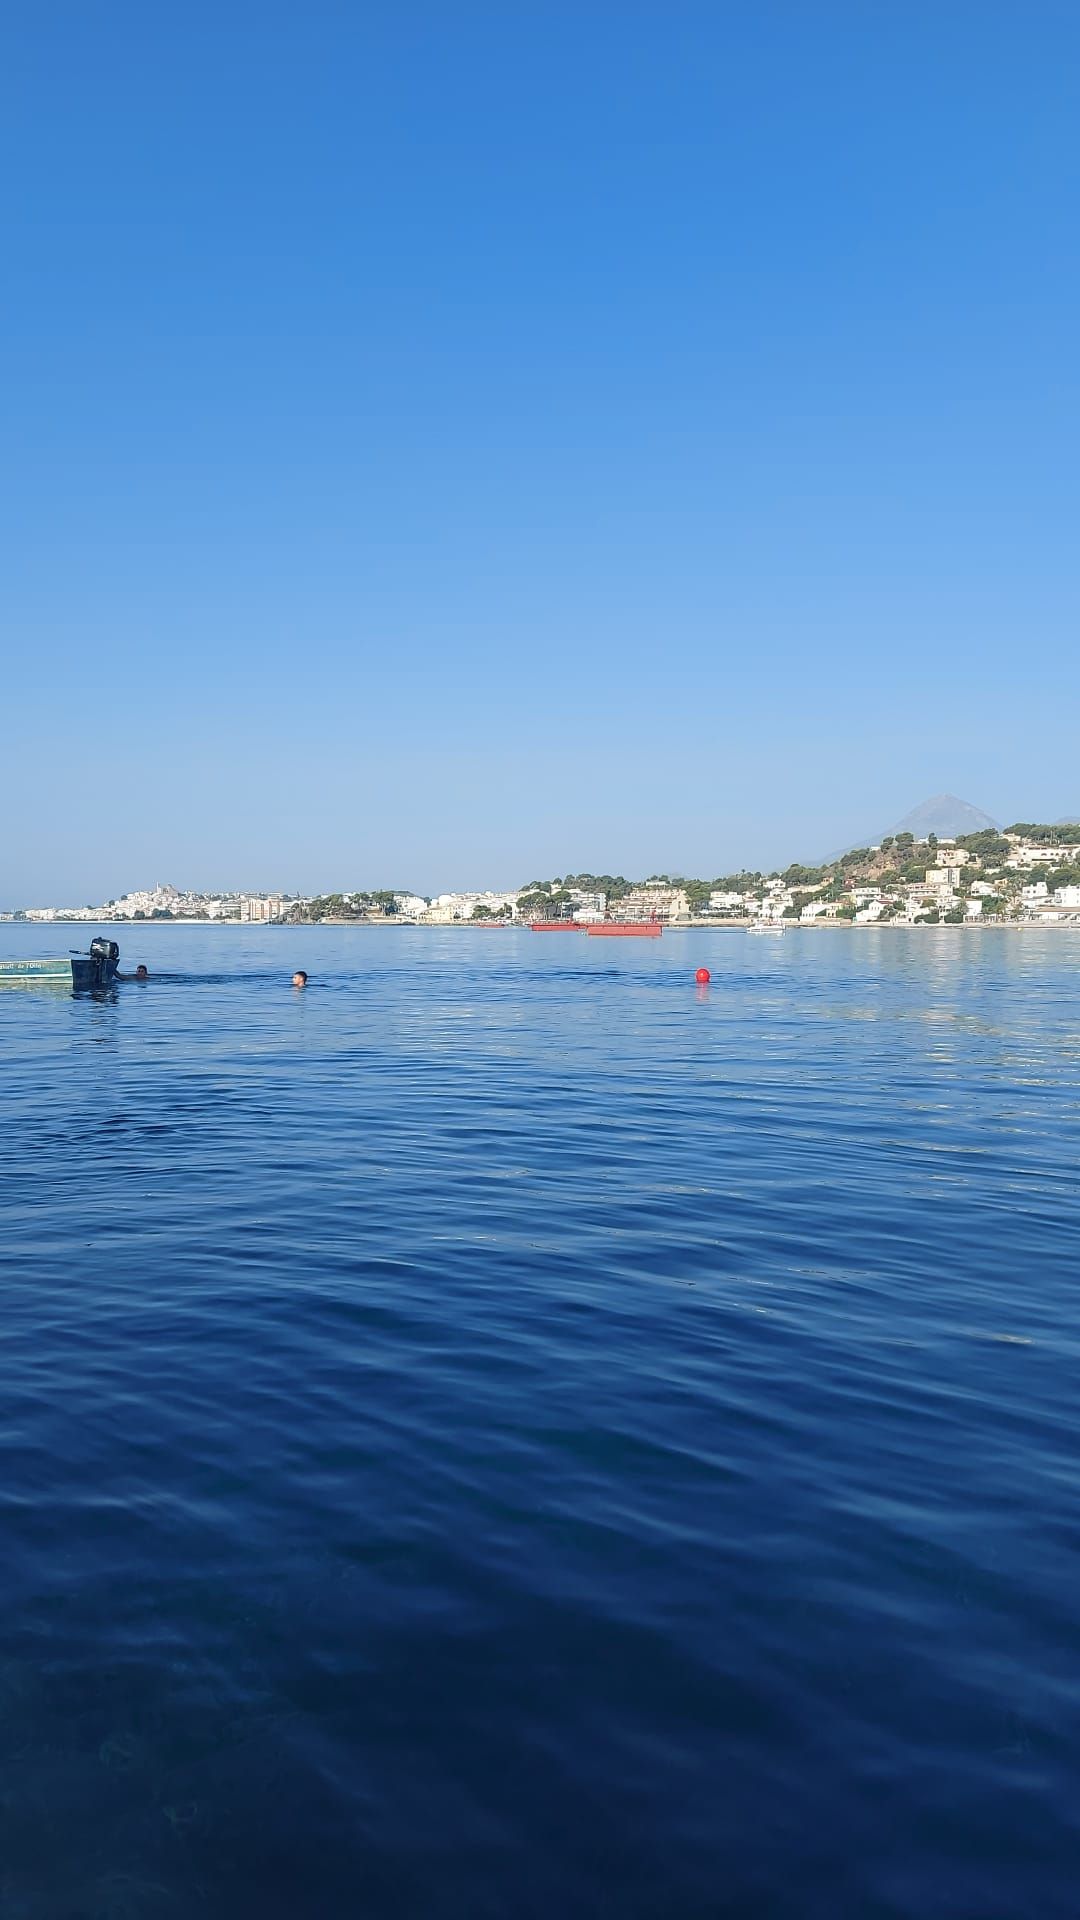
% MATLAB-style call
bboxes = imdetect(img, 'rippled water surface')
[1,924,1078,1918]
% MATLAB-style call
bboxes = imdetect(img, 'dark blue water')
[2,925,1078,1919]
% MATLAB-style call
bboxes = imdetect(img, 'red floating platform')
[586,923,663,938]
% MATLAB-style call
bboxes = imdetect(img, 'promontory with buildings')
[7,822,1080,929]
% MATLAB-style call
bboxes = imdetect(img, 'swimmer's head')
[135,965,149,980]
[292,971,308,988]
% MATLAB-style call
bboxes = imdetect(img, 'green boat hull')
[0,942,121,990]
[0,957,71,980]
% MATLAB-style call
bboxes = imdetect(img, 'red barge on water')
[529,921,663,938]
[587,922,662,937]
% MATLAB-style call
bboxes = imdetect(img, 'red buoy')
[695,967,711,984]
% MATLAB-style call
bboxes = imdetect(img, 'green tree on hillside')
[1005,823,1080,844]
[521,872,632,903]
[677,880,713,911]
[955,829,1011,862]
[517,891,554,919]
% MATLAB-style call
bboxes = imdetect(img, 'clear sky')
[4,2,1079,905]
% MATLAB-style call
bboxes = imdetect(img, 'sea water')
[0,925,1077,1918]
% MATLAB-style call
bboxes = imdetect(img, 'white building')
[615,885,691,922]
[1006,841,1080,869]
[110,883,184,919]
[239,895,284,924]
[758,895,793,923]
[422,891,518,922]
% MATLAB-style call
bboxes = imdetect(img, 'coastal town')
[6,823,1080,928]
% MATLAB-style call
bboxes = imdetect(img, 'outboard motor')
[71,939,120,992]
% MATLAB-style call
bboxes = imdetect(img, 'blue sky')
[4,2,1078,903]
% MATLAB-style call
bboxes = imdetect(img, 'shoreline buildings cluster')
[6,826,1080,928]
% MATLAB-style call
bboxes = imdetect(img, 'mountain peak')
[821,794,1000,863]
[881,794,1000,841]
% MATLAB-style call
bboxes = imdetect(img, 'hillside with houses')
[507,824,1080,926]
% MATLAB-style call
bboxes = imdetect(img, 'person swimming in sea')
[292,970,308,988]
[117,964,150,981]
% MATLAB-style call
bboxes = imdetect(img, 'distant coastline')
[6,817,1080,930]
[3,916,1076,935]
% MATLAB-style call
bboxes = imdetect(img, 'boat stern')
[70,938,120,992]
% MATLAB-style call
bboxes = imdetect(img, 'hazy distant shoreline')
[3,918,1075,934]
